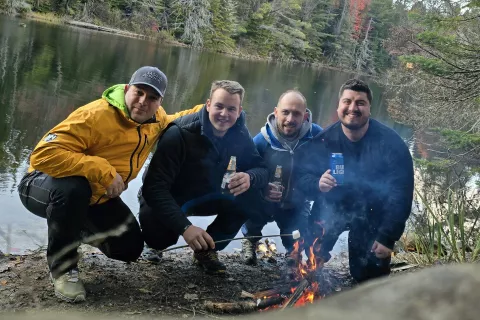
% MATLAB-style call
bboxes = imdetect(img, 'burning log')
[240,282,300,299]
[205,296,285,314]
[280,279,310,310]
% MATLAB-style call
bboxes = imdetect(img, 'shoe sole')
[54,290,86,303]
[50,273,86,303]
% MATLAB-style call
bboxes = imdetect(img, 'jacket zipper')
[125,126,142,183]
[283,150,295,200]
[137,134,148,168]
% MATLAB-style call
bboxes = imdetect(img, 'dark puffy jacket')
[253,121,322,209]
[296,119,414,249]
[141,105,268,235]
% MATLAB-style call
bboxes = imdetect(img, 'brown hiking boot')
[193,250,226,275]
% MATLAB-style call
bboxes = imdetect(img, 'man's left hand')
[371,241,392,259]
[228,172,251,196]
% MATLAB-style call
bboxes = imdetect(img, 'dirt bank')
[0,246,354,317]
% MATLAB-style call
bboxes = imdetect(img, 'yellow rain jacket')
[28,84,202,205]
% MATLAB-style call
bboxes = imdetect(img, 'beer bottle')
[221,156,236,194]
[271,165,283,192]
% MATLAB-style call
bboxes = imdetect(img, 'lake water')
[0,14,413,255]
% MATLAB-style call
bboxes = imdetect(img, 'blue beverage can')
[330,153,344,185]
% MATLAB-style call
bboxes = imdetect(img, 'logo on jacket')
[44,133,57,142]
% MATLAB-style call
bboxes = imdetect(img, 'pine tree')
[203,0,236,52]
[171,0,211,46]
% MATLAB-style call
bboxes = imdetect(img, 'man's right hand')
[183,225,215,251]
[106,173,125,198]
[319,169,337,193]
[264,183,283,202]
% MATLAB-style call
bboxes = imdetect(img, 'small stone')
[184,293,199,301]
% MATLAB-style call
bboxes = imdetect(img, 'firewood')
[205,296,285,314]
[205,301,257,313]
[248,284,298,299]
[280,279,310,310]
[241,290,255,299]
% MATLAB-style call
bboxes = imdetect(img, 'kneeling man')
[139,80,268,274]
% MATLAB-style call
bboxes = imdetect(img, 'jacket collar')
[199,104,247,139]
[261,109,315,151]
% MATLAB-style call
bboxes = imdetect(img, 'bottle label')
[221,172,232,189]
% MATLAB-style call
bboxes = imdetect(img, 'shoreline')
[11,12,368,76]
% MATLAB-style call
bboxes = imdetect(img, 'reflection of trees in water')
[0,16,410,195]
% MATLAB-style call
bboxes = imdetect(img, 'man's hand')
[106,173,125,198]
[264,183,283,202]
[371,241,392,259]
[183,225,215,251]
[228,172,251,196]
[319,169,337,193]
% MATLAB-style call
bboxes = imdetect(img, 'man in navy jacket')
[296,79,414,283]
[139,80,268,274]
[241,90,322,264]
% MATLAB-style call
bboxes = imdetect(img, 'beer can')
[330,153,344,185]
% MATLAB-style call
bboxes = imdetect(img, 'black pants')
[241,201,311,251]
[139,190,264,251]
[311,202,391,283]
[18,171,143,278]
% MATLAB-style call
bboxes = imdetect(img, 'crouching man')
[17,66,202,302]
[296,79,414,283]
[240,90,322,264]
[139,80,268,275]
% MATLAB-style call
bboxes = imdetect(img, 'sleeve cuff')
[376,232,396,250]
[100,167,117,188]
[172,216,192,236]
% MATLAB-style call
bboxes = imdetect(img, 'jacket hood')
[261,108,314,150]
[102,84,130,117]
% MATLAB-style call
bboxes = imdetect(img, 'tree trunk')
[335,0,349,36]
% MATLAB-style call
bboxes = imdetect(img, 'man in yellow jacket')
[17,66,201,303]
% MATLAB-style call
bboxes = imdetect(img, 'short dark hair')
[339,79,373,104]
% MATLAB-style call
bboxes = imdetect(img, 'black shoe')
[141,246,162,263]
[241,239,258,265]
[193,250,226,275]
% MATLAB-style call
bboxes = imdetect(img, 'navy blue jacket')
[254,122,322,209]
[142,106,268,235]
[296,119,414,249]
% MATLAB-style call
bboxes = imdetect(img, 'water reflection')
[0,15,412,254]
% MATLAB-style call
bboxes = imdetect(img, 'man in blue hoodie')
[240,90,322,265]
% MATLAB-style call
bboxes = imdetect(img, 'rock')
[183,293,198,301]
[251,263,480,320]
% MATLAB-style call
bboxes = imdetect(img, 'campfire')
[205,230,329,314]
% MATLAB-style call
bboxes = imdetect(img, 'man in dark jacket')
[240,90,322,264]
[139,80,268,274]
[296,79,414,283]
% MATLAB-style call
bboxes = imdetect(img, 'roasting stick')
[160,230,301,253]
